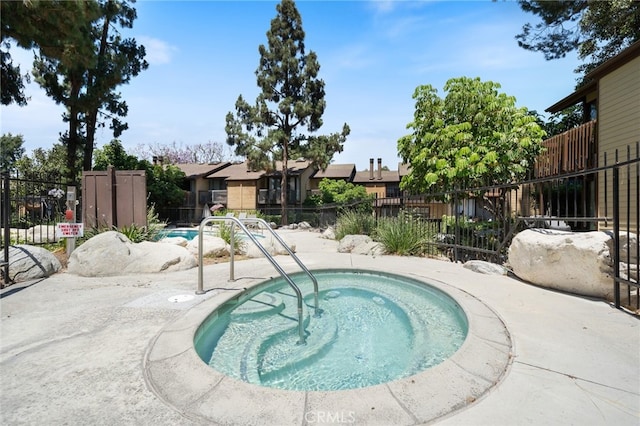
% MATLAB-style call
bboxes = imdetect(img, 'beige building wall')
[227,181,257,211]
[364,184,386,198]
[597,55,640,230]
[298,166,316,204]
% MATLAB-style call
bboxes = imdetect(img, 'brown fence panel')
[82,167,146,229]
[115,171,147,227]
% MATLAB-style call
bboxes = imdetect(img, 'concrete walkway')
[1,230,638,425]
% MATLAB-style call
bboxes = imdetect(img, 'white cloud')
[138,36,177,65]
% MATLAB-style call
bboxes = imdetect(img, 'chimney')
[369,158,374,180]
[377,158,382,180]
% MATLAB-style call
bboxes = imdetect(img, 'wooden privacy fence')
[535,120,597,177]
[82,167,147,229]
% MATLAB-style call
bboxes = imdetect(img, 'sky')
[0,0,583,171]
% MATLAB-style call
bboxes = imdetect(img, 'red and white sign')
[56,223,84,238]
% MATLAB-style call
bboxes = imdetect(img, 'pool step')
[231,292,285,321]
[255,313,338,383]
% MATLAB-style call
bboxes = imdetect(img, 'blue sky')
[1,0,582,171]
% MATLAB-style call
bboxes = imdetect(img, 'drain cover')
[168,294,195,303]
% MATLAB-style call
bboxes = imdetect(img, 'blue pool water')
[155,228,265,241]
[194,270,468,391]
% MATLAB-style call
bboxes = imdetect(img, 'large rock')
[337,235,384,255]
[242,234,296,258]
[186,235,229,257]
[463,260,508,276]
[26,225,59,244]
[7,245,62,282]
[68,231,197,276]
[508,229,613,299]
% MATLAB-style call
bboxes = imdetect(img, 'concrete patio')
[1,229,638,425]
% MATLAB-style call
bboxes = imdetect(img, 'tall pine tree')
[225,0,349,224]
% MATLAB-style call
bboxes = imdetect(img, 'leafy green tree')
[310,178,371,205]
[516,0,640,74]
[0,133,25,172]
[530,105,584,138]
[14,144,69,184]
[225,0,350,225]
[145,164,187,210]
[397,77,546,194]
[1,0,99,106]
[93,139,140,170]
[2,0,148,185]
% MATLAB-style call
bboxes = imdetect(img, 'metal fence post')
[1,172,10,283]
[613,166,620,308]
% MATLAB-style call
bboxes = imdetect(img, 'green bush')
[217,222,246,253]
[374,211,434,256]
[80,204,166,244]
[335,210,376,240]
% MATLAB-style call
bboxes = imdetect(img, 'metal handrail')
[196,216,307,344]
[240,217,320,317]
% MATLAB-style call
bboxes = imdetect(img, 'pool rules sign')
[55,223,84,238]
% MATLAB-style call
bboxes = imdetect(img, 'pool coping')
[143,262,513,425]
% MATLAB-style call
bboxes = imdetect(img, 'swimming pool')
[194,269,468,391]
[155,227,265,241]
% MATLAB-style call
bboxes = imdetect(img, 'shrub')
[335,210,376,240]
[374,211,434,256]
[217,221,246,253]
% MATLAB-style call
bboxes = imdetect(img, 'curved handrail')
[240,217,320,317]
[196,216,306,344]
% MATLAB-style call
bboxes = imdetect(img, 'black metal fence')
[367,143,638,311]
[1,170,70,283]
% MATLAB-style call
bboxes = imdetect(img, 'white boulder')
[68,231,197,276]
[186,235,229,257]
[463,260,508,276]
[242,234,296,258]
[337,235,383,255]
[157,236,189,247]
[7,245,62,282]
[321,226,336,240]
[508,229,613,299]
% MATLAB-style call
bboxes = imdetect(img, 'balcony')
[535,120,597,178]
[198,190,228,205]
[258,189,298,204]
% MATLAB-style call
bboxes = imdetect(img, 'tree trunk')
[280,144,288,225]
[83,13,110,172]
[66,74,83,186]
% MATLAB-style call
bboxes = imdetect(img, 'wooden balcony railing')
[535,120,597,178]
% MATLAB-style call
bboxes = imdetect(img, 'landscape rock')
[158,236,189,247]
[508,229,613,299]
[186,235,229,257]
[25,225,59,244]
[321,226,336,240]
[338,235,375,254]
[242,234,296,258]
[351,240,385,256]
[463,260,508,276]
[297,221,312,230]
[7,245,62,282]
[68,231,197,276]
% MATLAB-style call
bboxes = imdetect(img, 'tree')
[24,0,147,185]
[1,0,99,106]
[225,0,350,225]
[397,77,546,195]
[93,139,140,170]
[14,144,69,183]
[132,141,233,164]
[307,178,371,206]
[516,0,640,74]
[0,133,25,172]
